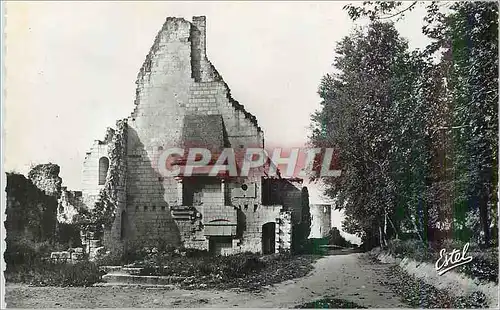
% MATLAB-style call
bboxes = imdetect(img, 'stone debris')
[50,247,86,264]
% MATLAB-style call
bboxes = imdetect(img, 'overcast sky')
[4,1,429,204]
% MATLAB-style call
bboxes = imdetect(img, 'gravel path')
[6,253,409,308]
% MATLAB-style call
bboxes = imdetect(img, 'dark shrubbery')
[113,247,317,291]
[134,251,266,278]
[5,236,103,287]
[55,223,82,248]
[5,173,58,242]
[6,261,103,287]
[327,227,354,248]
[4,238,57,267]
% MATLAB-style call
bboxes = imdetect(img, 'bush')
[386,239,435,262]
[55,223,82,248]
[134,251,266,279]
[327,227,354,248]
[220,253,266,277]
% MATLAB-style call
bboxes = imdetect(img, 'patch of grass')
[295,298,366,309]
[380,262,489,308]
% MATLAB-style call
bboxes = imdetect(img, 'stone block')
[71,252,85,261]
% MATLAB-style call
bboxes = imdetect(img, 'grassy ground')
[367,254,490,308]
[132,252,319,291]
[5,251,319,291]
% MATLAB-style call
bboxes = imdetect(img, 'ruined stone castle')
[79,16,305,255]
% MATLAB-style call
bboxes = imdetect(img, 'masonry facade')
[81,16,304,256]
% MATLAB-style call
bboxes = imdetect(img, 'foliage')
[327,227,354,248]
[55,223,83,248]
[311,2,498,248]
[310,21,410,247]
[5,261,103,287]
[4,237,63,267]
[121,248,317,291]
[5,235,103,287]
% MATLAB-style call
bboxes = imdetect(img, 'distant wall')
[309,204,332,238]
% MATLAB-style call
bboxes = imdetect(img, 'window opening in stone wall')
[183,177,220,206]
[98,157,109,185]
[209,236,232,255]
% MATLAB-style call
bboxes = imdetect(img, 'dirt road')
[6,253,409,308]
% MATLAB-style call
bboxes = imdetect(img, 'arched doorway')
[262,222,276,254]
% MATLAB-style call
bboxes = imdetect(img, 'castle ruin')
[79,16,305,256]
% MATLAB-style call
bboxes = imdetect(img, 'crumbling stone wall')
[79,121,128,257]
[57,187,83,224]
[28,163,62,198]
[81,129,114,210]
[7,165,85,251]
[103,120,128,252]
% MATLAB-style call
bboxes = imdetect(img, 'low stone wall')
[372,248,499,308]
[50,247,86,264]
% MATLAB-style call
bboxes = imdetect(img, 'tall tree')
[311,21,410,246]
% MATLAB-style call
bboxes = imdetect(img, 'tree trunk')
[410,213,424,243]
[479,193,490,247]
[387,215,399,240]
[378,225,383,247]
[384,209,388,237]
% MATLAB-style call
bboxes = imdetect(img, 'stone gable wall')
[121,17,263,249]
